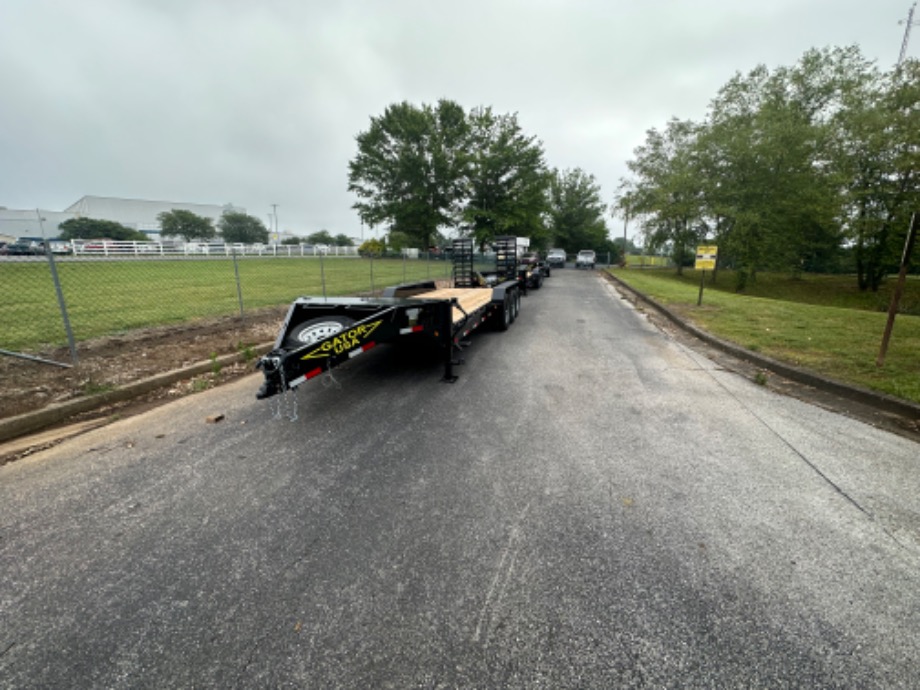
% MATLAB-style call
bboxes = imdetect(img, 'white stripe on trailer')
[348,342,375,359]
[289,375,307,388]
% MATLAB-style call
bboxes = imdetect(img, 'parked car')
[46,240,72,255]
[575,249,596,269]
[6,239,43,255]
[546,248,566,268]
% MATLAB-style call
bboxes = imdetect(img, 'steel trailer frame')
[255,278,521,400]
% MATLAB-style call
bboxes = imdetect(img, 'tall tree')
[701,49,855,285]
[348,99,468,248]
[461,107,550,250]
[157,209,215,242]
[306,230,335,245]
[617,46,876,288]
[218,212,268,244]
[548,168,609,254]
[617,119,705,274]
[836,57,920,290]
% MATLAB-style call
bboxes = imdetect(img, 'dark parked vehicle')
[518,251,551,284]
[6,239,43,255]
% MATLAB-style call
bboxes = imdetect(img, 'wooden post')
[877,212,918,367]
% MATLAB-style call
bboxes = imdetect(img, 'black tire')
[512,288,521,319]
[283,315,355,349]
[495,294,512,331]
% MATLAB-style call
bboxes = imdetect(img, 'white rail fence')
[68,241,361,257]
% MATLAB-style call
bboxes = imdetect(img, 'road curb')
[0,343,274,445]
[606,272,920,423]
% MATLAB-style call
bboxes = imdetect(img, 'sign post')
[695,245,718,306]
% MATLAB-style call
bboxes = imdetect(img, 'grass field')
[609,267,920,404]
[0,256,454,352]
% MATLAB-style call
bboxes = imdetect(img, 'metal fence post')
[231,248,244,319]
[370,255,375,295]
[44,247,79,364]
[320,252,327,300]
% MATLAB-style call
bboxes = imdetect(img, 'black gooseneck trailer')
[255,237,527,400]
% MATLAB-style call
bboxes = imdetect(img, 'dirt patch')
[0,307,287,424]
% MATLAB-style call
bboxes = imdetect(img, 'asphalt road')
[2,269,919,688]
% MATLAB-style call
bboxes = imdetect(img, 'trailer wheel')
[511,288,521,321]
[284,316,355,349]
[495,294,512,331]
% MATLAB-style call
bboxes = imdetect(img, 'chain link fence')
[0,249,467,365]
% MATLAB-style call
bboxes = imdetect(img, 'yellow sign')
[695,245,718,271]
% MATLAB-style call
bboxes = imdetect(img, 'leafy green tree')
[549,168,610,255]
[461,107,550,250]
[617,120,705,274]
[306,230,335,245]
[218,211,268,244]
[349,99,469,249]
[333,233,353,247]
[699,51,849,286]
[616,46,875,288]
[157,209,215,242]
[836,57,920,290]
[358,238,385,256]
[386,230,411,251]
[58,217,147,241]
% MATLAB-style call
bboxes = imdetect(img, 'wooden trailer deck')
[416,287,495,324]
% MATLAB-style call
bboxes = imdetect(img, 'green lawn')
[0,256,452,352]
[609,267,920,404]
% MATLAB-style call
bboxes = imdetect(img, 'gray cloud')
[0,0,910,240]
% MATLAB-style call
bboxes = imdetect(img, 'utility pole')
[877,213,918,366]
[899,2,918,65]
[271,203,279,241]
[623,212,629,263]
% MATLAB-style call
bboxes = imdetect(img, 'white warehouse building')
[1,196,247,243]
[63,196,246,240]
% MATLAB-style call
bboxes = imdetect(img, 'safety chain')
[268,365,299,422]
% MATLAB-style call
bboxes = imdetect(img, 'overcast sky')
[0,0,913,240]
